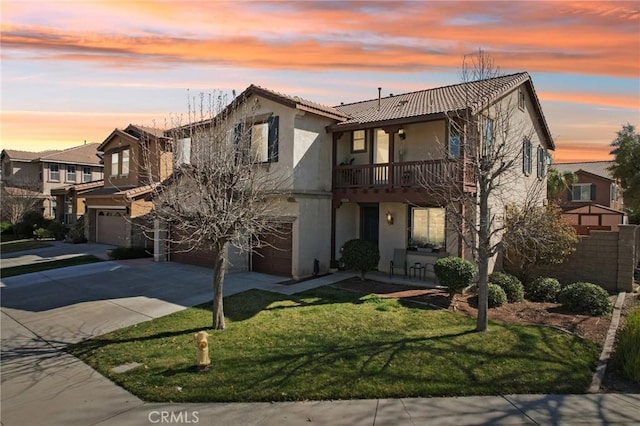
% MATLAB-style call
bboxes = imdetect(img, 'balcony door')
[373,129,389,184]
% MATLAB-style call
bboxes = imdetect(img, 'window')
[121,149,130,175]
[410,207,445,247]
[240,115,279,163]
[351,130,366,153]
[570,183,594,201]
[50,163,60,181]
[536,146,547,178]
[251,122,269,162]
[611,183,618,202]
[482,116,494,156]
[83,167,92,183]
[522,138,532,175]
[66,165,76,182]
[448,121,460,158]
[111,152,119,176]
[518,88,525,110]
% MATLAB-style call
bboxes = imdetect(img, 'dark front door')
[360,204,379,244]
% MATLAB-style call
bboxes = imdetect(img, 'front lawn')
[69,286,600,402]
[1,255,102,278]
[0,239,52,253]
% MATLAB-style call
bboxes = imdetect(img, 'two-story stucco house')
[1,144,104,219]
[553,161,626,232]
[166,72,554,280]
[82,124,173,246]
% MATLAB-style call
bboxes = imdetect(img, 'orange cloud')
[552,141,614,163]
[538,91,640,110]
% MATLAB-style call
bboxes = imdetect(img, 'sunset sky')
[1,0,638,162]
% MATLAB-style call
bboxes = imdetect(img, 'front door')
[360,205,379,244]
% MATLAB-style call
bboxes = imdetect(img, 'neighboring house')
[165,72,554,279]
[1,144,103,219]
[50,180,104,225]
[82,124,173,247]
[553,161,626,233]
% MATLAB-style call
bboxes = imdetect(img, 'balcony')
[333,159,476,194]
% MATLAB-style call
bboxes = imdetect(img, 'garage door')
[96,210,127,246]
[171,246,215,268]
[252,224,292,277]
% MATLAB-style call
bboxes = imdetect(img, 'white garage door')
[96,210,127,246]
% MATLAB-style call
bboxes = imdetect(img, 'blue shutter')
[268,116,279,162]
[234,123,243,164]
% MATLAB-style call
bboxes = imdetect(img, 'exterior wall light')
[386,210,394,225]
[398,128,406,140]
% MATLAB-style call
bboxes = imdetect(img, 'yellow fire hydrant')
[194,331,211,370]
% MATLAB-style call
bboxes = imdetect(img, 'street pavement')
[1,242,639,425]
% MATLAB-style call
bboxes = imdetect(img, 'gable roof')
[331,72,554,150]
[98,124,168,151]
[553,161,614,180]
[243,85,346,121]
[50,180,105,196]
[1,144,101,166]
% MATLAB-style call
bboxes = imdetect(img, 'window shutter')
[568,186,574,201]
[234,123,243,164]
[591,183,596,201]
[268,115,279,162]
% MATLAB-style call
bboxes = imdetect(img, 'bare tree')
[141,92,289,330]
[421,50,547,332]
[1,177,46,237]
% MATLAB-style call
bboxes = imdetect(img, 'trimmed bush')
[33,227,54,240]
[614,309,640,383]
[47,221,68,240]
[1,221,12,234]
[109,246,153,260]
[341,239,380,280]
[434,257,476,297]
[527,277,561,302]
[487,283,508,308]
[557,282,612,316]
[488,272,524,303]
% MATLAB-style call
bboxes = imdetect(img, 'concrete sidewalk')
[1,258,639,425]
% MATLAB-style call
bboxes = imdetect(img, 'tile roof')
[82,183,158,200]
[50,180,105,195]
[246,85,346,120]
[40,143,102,165]
[553,161,614,180]
[333,72,530,126]
[2,149,60,161]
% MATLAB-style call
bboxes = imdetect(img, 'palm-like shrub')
[434,257,476,297]
[557,282,612,316]
[488,272,524,303]
[614,309,640,383]
[341,239,380,280]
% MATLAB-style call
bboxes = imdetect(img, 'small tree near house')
[341,239,380,281]
[418,49,553,332]
[141,92,289,330]
[1,177,45,238]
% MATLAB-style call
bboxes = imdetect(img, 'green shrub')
[614,309,640,383]
[109,246,153,260]
[33,227,54,240]
[557,282,612,316]
[68,217,87,243]
[434,257,476,297]
[527,277,561,302]
[489,272,524,303]
[487,283,508,308]
[341,239,380,280]
[1,221,12,234]
[47,221,68,240]
[15,211,48,238]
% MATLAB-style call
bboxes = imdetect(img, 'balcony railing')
[333,159,476,192]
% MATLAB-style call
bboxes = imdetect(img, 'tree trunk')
[476,178,490,332]
[212,241,227,330]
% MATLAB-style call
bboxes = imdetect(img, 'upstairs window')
[522,138,532,175]
[238,115,279,163]
[121,149,130,175]
[351,130,366,153]
[251,122,269,162]
[536,146,547,178]
[110,152,119,176]
[611,183,619,202]
[83,167,92,183]
[448,121,461,158]
[49,163,60,181]
[482,116,494,156]
[518,88,525,110]
[570,183,594,201]
[66,165,76,182]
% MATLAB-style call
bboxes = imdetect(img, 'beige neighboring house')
[82,124,173,247]
[165,72,554,279]
[553,161,626,233]
[1,143,103,219]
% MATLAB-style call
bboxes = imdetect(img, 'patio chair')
[389,249,407,278]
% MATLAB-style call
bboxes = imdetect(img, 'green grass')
[1,255,102,278]
[68,286,600,402]
[0,239,52,253]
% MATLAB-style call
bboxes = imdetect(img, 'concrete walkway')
[1,249,639,425]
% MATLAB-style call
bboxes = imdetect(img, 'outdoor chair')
[389,249,407,278]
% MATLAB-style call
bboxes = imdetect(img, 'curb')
[588,291,626,393]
